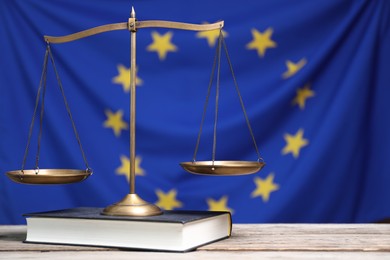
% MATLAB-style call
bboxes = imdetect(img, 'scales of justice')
[6,7,265,217]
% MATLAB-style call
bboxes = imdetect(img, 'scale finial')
[131,6,135,18]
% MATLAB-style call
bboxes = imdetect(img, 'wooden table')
[1,224,390,259]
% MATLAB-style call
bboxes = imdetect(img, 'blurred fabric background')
[1,0,390,224]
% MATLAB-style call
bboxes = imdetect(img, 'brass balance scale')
[6,7,265,217]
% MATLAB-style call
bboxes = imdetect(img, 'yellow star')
[246,28,277,57]
[196,26,228,47]
[147,31,178,60]
[282,128,309,158]
[112,64,143,92]
[292,84,315,109]
[207,196,234,214]
[103,109,128,137]
[251,173,279,202]
[116,155,145,181]
[282,58,307,79]
[155,189,183,210]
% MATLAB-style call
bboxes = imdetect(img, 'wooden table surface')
[1,224,390,259]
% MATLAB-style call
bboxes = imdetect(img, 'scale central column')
[129,8,136,195]
[102,8,162,216]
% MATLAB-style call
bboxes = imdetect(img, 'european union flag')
[1,0,390,224]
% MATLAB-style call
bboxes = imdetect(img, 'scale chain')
[35,47,49,171]
[212,31,223,163]
[192,30,263,163]
[47,45,91,172]
[21,47,49,172]
[192,29,221,163]
[21,45,92,173]
[221,35,263,162]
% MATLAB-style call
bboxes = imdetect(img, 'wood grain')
[201,224,390,252]
[1,224,390,259]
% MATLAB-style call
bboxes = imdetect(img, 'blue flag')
[1,0,390,224]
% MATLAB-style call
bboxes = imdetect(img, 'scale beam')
[136,20,224,31]
[44,20,224,44]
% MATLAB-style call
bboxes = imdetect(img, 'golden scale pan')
[5,8,264,216]
[5,44,93,185]
[180,161,264,176]
[6,169,91,185]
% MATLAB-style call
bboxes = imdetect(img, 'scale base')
[102,193,163,217]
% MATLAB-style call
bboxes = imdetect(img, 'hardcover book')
[24,207,232,252]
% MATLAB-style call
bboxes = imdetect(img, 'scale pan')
[180,161,265,176]
[6,169,91,185]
